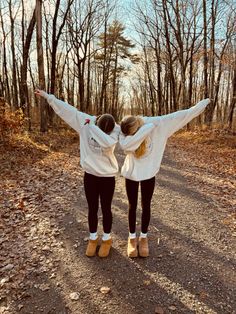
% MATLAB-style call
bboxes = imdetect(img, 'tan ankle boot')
[138,237,149,257]
[86,238,99,257]
[98,238,112,257]
[127,237,138,258]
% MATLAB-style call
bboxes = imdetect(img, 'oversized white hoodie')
[44,94,120,177]
[119,99,210,181]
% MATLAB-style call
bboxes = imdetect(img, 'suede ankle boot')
[98,238,112,257]
[127,237,138,258]
[138,237,149,257]
[86,238,99,257]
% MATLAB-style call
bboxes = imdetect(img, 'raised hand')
[34,89,48,98]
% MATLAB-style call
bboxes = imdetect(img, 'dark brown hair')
[96,114,115,134]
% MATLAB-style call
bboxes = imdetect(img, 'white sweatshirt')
[119,99,210,181]
[44,94,120,177]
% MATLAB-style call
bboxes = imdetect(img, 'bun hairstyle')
[96,114,115,134]
[120,115,147,158]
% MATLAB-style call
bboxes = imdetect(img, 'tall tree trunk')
[224,70,231,123]
[228,63,236,129]
[155,42,162,115]
[20,9,36,130]
[36,0,47,132]
[50,0,60,95]
[48,0,73,125]
[9,0,18,108]
[78,60,85,111]
[111,47,118,116]
[0,8,11,104]
[99,16,108,113]
[50,0,73,95]
[86,39,91,112]
[162,0,177,112]
[205,0,217,125]
[203,0,208,100]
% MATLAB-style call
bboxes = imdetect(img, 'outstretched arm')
[160,98,210,137]
[35,89,95,133]
[143,98,210,137]
[119,123,155,152]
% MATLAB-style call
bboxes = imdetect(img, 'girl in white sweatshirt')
[35,90,120,258]
[119,98,210,258]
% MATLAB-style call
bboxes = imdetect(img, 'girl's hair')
[96,114,115,134]
[120,115,147,158]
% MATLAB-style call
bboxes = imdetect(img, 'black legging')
[125,177,155,234]
[84,172,115,233]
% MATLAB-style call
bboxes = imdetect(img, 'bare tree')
[36,0,47,132]
[50,0,74,95]
[0,6,11,104]
[203,0,209,99]
[8,0,20,108]
[228,38,236,129]
[67,0,106,112]
[20,7,36,130]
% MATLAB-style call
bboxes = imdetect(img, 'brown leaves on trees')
[0,99,24,141]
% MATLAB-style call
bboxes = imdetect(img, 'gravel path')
[1,141,235,314]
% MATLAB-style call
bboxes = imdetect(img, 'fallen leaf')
[17,199,25,210]
[199,291,208,300]
[38,283,50,291]
[100,286,111,294]
[69,292,80,300]
[155,306,164,314]
[18,304,24,310]
[1,264,14,271]
[143,280,151,286]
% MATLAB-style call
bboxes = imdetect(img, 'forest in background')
[1,2,236,313]
[0,0,236,134]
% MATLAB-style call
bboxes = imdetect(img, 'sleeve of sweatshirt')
[45,94,95,133]
[119,123,155,152]
[159,98,210,137]
[89,124,120,148]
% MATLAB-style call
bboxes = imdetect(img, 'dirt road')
[1,137,235,314]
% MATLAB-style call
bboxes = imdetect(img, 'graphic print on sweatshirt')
[88,136,103,154]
